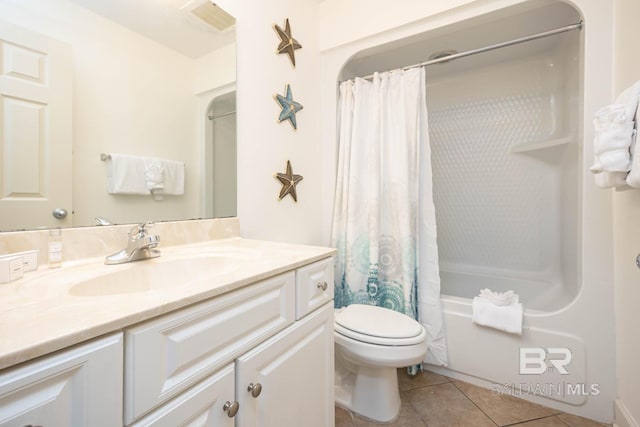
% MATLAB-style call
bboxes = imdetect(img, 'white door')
[235,304,334,427]
[0,19,72,230]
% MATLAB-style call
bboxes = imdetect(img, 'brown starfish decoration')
[273,18,302,67]
[275,160,303,202]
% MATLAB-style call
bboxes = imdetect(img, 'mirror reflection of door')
[0,20,73,230]
[206,91,236,218]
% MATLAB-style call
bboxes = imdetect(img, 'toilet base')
[335,351,402,422]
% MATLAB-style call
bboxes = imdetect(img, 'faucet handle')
[129,222,154,240]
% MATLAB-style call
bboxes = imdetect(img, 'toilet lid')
[335,304,425,345]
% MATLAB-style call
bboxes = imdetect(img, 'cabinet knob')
[247,382,263,398]
[317,281,328,291]
[223,401,239,417]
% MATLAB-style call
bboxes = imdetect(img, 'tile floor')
[335,369,611,427]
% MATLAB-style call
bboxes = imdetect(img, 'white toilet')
[334,304,428,422]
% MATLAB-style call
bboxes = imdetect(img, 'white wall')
[319,0,477,50]
[0,0,201,227]
[215,0,323,244]
[612,1,640,425]
[194,42,236,95]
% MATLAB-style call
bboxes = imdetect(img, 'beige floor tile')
[453,380,558,426]
[406,382,497,427]
[353,397,427,427]
[510,415,571,426]
[556,413,610,427]
[335,406,355,427]
[397,367,450,391]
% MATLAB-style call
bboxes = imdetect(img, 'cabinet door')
[125,272,295,424]
[236,304,333,427]
[0,333,123,427]
[132,363,236,427]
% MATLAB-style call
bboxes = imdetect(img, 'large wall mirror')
[0,0,237,232]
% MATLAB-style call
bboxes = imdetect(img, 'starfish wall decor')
[274,84,303,130]
[273,18,302,67]
[275,160,303,202]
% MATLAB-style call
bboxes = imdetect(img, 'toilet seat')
[335,304,426,346]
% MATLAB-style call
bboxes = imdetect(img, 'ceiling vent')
[185,1,235,32]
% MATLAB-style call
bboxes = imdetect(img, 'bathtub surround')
[321,0,616,422]
[331,68,447,366]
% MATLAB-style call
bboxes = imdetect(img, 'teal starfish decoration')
[275,160,303,202]
[274,84,303,130]
[273,18,302,67]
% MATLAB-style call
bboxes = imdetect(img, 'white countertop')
[0,237,335,370]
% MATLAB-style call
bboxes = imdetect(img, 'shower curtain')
[331,68,447,366]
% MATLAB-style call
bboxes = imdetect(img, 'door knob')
[247,382,263,398]
[317,281,328,291]
[52,208,68,219]
[223,401,239,417]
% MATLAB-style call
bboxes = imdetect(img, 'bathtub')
[420,8,610,419]
[428,269,595,416]
[324,0,616,423]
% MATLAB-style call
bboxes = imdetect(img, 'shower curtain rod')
[208,110,236,120]
[342,21,583,82]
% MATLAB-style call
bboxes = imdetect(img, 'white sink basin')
[69,254,240,297]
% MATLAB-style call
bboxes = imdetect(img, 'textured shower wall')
[427,50,573,280]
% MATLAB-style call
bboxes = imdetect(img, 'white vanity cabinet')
[0,333,123,427]
[125,257,334,427]
[0,255,334,427]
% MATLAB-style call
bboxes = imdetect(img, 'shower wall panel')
[427,38,578,292]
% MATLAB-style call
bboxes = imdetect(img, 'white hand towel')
[472,294,523,335]
[595,171,629,189]
[162,160,185,195]
[107,154,148,195]
[591,105,634,172]
[144,157,165,200]
[626,102,640,187]
[479,288,519,306]
[590,81,640,180]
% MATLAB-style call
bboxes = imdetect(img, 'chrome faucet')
[105,222,160,265]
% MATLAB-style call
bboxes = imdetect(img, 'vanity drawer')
[124,272,295,424]
[130,363,235,427]
[295,257,334,319]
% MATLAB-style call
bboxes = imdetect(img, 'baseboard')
[615,399,639,427]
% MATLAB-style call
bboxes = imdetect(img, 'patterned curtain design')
[331,68,448,367]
